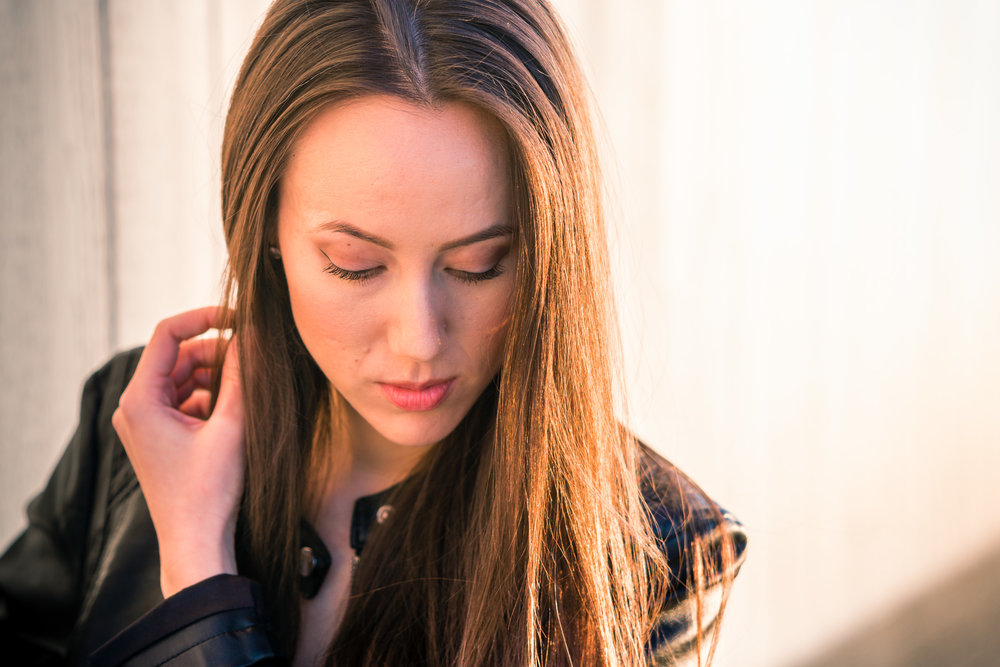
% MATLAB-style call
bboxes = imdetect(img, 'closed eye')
[447,263,505,285]
[321,250,383,284]
[320,250,506,286]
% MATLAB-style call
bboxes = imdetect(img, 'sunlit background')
[2,2,998,665]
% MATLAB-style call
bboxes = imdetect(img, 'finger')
[174,367,213,406]
[179,389,213,420]
[212,339,244,422]
[170,337,226,388]
[135,307,231,381]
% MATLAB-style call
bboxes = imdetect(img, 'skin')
[111,309,244,599]
[113,95,515,665]
[278,95,514,471]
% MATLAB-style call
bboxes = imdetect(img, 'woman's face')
[277,95,514,451]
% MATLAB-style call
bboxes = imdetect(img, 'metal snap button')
[376,504,393,524]
[299,546,318,577]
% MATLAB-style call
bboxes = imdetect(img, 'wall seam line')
[97,0,118,352]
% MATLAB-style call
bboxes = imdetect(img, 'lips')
[379,379,455,411]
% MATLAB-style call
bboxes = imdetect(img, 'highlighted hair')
[218,0,734,664]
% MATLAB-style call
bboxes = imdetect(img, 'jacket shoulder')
[0,347,148,661]
[70,347,145,483]
[637,445,748,593]
[84,347,145,402]
[638,446,748,664]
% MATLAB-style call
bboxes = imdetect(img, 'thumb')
[213,338,244,422]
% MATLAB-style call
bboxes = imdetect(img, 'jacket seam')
[152,623,261,666]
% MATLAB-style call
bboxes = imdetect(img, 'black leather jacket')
[0,349,746,665]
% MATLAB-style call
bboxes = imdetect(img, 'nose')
[387,278,446,362]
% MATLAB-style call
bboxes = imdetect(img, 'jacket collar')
[297,484,397,599]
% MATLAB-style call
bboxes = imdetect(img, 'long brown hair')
[218,0,732,664]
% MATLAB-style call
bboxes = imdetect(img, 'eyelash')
[321,255,506,286]
[450,264,506,285]
[322,263,383,284]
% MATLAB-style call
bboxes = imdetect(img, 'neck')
[312,396,429,506]
[347,406,427,489]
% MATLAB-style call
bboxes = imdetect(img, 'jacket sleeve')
[87,574,282,666]
[0,350,141,663]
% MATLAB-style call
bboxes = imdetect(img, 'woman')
[0,0,746,664]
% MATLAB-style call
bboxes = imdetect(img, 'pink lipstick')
[379,379,454,411]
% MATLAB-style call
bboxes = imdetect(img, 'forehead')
[278,95,512,245]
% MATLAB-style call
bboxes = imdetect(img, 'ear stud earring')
[268,245,282,260]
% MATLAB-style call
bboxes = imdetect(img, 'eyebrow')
[314,220,513,251]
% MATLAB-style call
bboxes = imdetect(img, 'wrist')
[158,535,238,598]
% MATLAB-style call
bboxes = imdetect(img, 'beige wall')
[3,1,999,665]
[563,2,1000,665]
[1,0,267,561]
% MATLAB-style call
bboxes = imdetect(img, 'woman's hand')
[112,306,245,598]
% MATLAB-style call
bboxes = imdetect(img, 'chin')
[384,419,459,448]
[367,410,464,449]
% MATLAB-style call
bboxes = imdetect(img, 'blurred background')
[2,1,998,665]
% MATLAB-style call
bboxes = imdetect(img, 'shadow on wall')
[794,540,1000,667]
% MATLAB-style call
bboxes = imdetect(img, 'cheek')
[285,270,377,366]
[457,287,512,370]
